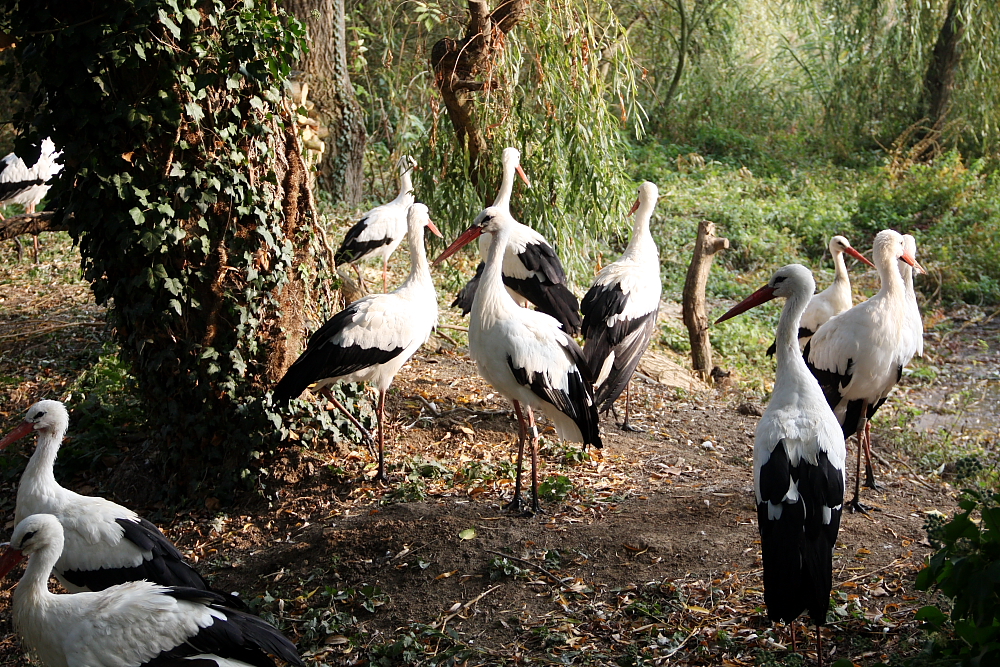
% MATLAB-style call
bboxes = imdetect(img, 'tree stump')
[682,220,729,381]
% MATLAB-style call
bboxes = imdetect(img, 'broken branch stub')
[682,220,729,381]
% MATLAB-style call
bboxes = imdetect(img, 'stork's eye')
[30,411,45,421]
[774,276,787,284]
[20,530,36,545]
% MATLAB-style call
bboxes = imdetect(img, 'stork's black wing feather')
[144,587,304,667]
[452,262,485,315]
[335,216,392,265]
[765,327,814,357]
[506,339,601,449]
[0,178,43,204]
[504,242,581,334]
[272,303,403,405]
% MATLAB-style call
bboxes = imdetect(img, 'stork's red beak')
[715,285,778,324]
[0,546,24,580]
[0,421,34,449]
[426,220,443,238]
[433,225,485,267]
[901,252,926,274]
[844,246,876,269]
[516,164,531,189]
[628,196,641,216]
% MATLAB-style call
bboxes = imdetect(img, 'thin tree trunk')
[683,220,728,381]
[916,0,967,154]
[662,0,688,111]
[430,0,528,194]
[285,0,366,203]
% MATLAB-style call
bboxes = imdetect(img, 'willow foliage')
[350,0,643,284]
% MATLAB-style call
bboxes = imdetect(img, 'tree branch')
[0,211,70,241]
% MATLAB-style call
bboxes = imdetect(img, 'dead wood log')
[0,211,69,241]
[682,220,728,381]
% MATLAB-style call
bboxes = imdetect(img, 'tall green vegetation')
[2,0,326,495]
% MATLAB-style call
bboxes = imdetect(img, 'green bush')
[915,487,1000,665]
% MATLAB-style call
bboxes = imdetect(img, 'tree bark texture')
[917,0,967,154]
[430,0,528,193]
[284,0,366,203]
[682,220,728,380]
[0,211,68,240]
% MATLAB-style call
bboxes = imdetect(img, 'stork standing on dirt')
[0,137,62,262]
[804,229,924,512]
[451,147,582,334]
[435,206,601,513]
[274,203,441,484]
[335,155,417,292]
[717,264,846,667]
[765,235,875,356]
[0,400,218,594]
[581,181,661,431]
[0,513,303,667]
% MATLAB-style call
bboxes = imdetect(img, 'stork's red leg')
[527,407,541,514]
[862,420,881,490]
[375,389,389,485]
[620,381,643,432]
[318,387,376,453]
[505,401,528,513]
[816,623,823,667]
[849,401,871,513]
[382,259,389,293]
[352,263,367,292]
[790,622,797,654]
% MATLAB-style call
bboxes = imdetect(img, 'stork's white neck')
[873,244,906,302]
[774,283,814,380]
[473,223,518,327]
[19,430,63,505]
[395,168,414,206]
[13,533,63,641]
[621,196,658,262]
[491,153,519,211]
[398,219,433,293]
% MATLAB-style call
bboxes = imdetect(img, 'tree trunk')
[430,0,528,193]
[662,0,688,112]
[682,220,728,381]
[916,0,967,155]
[285,0,366,204]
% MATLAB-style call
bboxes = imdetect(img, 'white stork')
[716,264,846,666]
[451,147,582,334]
[0,137,63,262]
[900,234,924,360]
[766,235,875,355]
[0,400,220,596]
[0,514,303,667]
[805,229,924,511]
[274,203,441,483]
[334,154,417,292]
[581,180,661,431]
[435,206,601,513]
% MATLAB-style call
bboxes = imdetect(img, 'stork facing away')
[766,235,875,356]
[274,203,441,483]
[335,155,417,292]
[0,400,220,596]
[805,229,924,512]
[717,264,846,667]
[581,181,661,430]
[0,137,62,262]
[0,514,303,667]
[435,206,601,513]
[451,147,582,335]
[900,234,924,360]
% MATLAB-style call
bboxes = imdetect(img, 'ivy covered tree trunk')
[916,0,968,155]
[285,0,366,203]
[4,1,322,495]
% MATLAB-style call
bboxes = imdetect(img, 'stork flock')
[0,146,927,666]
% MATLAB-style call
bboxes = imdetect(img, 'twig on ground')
[0,321,104,342]
[435,584,503,631]
[415,394,510,419]
[484,549,571,588]
[438,323,469,332]
[434,329,460,347]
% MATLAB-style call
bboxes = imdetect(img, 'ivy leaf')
[169,299,184,316]
[158,10,182,39]
[249,96,265,111]
[458,528,476,540]
[185,101,204,123]
[183,8,201,26]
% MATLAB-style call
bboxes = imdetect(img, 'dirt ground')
[0,236,995,666]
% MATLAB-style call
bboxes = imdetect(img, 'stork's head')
[432,207,506,267]
[500,147,531,189]
[715,264,815,324]
[0,400,69,449]
[407,203,442,238]
[874,229,925,274]
[0,514,65,579]
[397,154,417,175]
[629,181,659,215]
[829,235,876,268]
